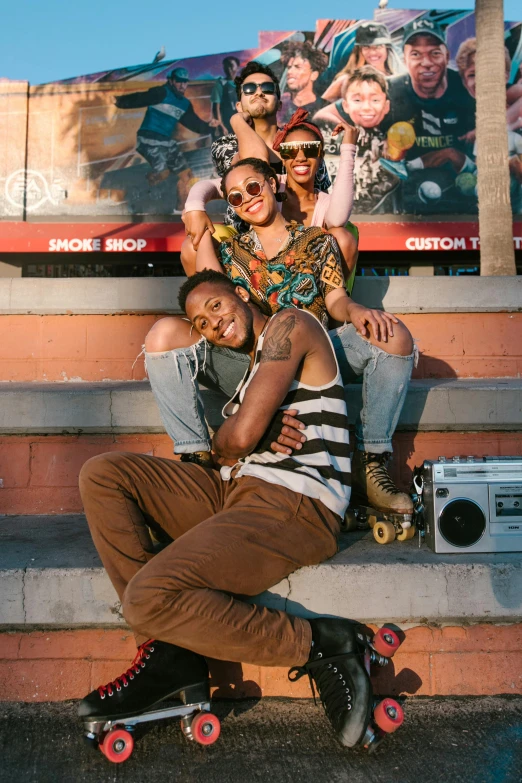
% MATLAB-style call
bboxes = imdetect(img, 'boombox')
[417,457,522,553]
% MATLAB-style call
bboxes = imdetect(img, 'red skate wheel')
[190,711,221,745]
[99,728,134,763]
[373,626,400,657]
[374,698,404,733]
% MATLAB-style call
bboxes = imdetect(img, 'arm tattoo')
[261,314,297,362]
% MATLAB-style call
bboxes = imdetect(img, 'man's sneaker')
[180,451,214,469]
[78,640,209,721]
[351,450,413,516]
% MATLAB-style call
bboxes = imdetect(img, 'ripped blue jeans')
[145,323,415,455]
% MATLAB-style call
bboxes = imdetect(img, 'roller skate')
[289,618,404,752]
[79,640,220,764]
[344,451,415,545]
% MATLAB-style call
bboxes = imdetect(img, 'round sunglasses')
[278,140,323,160]
[227,179,265,208]
[241,81,277,95]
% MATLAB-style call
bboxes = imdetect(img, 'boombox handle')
[411,466,425,546]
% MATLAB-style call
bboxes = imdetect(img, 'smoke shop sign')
[49,238,148,252]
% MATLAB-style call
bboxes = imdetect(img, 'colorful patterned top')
[219,222,345,329]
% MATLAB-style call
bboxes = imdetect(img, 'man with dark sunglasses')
[182,61,331,244]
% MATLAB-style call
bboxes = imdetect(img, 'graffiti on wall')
[1,9,521,220]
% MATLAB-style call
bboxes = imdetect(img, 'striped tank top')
[220,313,351,518]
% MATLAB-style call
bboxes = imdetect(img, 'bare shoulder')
[268,308,318,334]
[261,310,325,364]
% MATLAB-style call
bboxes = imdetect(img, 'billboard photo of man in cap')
[322,22,401,103]
[115,67,218,205]
[379,17,475,212]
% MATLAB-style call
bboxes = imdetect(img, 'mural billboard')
[1,8,521,223]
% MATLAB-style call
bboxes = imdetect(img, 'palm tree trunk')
[475,0,516,275]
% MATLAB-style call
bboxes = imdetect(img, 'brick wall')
[1,626,520,701]
[1,312,521,381]
[1,431,521,515]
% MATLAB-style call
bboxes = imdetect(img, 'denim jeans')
[145,324,415,455]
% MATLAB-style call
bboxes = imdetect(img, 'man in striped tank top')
[78,270,402,751]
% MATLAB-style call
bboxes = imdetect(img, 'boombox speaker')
[418,457,522,553]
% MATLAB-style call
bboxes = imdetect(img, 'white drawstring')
[133,346,146,372]
[412,338,419,369]
[173,351,181,382]
[188,337,208,381]
[190,343,199,381]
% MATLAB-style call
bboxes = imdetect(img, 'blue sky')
[1,1,520,84]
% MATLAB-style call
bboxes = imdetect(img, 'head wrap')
[272,108,324,151]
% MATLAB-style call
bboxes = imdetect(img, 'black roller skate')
[345,451,415,545]
[79,640,220,763]
[289,618,404,752]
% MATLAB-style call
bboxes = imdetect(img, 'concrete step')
[1,378,521,434]
[2,515,521,628]
[2,275,521,314]
[1,515,520,700]
[1,379,521,515]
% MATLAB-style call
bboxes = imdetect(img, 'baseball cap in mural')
[169,67,190,82]
[403,18,446,47]
[355,22,392,47]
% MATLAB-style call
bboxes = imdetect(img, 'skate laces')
[289,652,356,719]
[97,640,155,698]
[364,452,400,495]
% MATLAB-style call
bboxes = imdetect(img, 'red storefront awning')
[1,221,521,253]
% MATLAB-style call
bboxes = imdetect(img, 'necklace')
[272,227,291,244]
[261,223,289,243]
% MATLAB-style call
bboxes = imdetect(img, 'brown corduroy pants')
[79,452,341,668]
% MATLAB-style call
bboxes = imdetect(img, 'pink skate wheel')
[374,699,404,733]
[373,626,400,657]
[99,728,134,763]
[190,711,221,745]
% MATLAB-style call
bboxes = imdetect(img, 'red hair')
[272,108,324,151]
